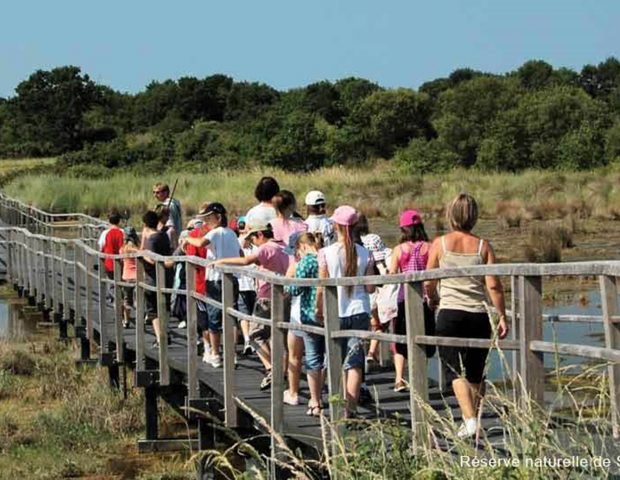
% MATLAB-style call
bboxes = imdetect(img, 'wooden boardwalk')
[1,192,620,478]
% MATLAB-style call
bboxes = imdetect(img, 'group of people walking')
[98,177,509,438]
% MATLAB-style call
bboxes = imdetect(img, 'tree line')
[0,58,619,173]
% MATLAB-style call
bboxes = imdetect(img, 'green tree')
[579,57,620,99]
[478,86,609,170]
[433,76,522,166]
[266,111,326,170]
[516,60,554,90]
[224,82,280,122]
[350,89,432,158]
[11,66,104,153]
[605,122,620,164]
[395,138,459,173]
[333,77,382,116]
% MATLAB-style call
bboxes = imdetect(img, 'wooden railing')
[0,193,619,451]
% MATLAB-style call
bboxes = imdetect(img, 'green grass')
[4,162,620,225]
[0,309,194,479]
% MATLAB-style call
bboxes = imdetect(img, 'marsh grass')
[523,221,576,263]
[4,162,620,227]
[198,319,614,480]
[0,333,193,479]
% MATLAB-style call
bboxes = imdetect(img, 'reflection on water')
[0,300,36,340]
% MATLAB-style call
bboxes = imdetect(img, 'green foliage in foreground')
[1,58,619,172]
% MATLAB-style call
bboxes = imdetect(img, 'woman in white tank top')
[426,193,508,439]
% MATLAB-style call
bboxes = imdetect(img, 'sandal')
[393,380,409,393]
[306,403,322,417]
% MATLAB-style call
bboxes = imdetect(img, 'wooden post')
[404,281,429,449]
[156,260,170,386]
[510,276,521,391]
[185,261,199,401]
[6,229,12,284]
[85,251,95,343]
[114,257,124,363]
[600,275,620,439]
[518,276,544,407]
[135,258,146,371]
[270,283,286,466]
[49,240,57,312]
[222,271,239,427]
[35,238,44,305]
[98,256,108,356]
[73,243,83,326]
[323,285,343,423]
[60,242,68,316]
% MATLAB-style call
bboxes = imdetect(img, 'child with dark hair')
[388,209,434,393]
[210,223,289,390]
[245,176,280,228]
[120,226,139,328]
[98,209,125,305]
[270,190,308,244]
[141,210,174,347]
[182,202,241,369]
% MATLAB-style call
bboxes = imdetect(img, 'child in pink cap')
[388,209,435,392]
[316,205,375,418]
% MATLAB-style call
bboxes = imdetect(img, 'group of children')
[99,178,509,433]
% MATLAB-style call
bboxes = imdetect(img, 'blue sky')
[1,0,618,97]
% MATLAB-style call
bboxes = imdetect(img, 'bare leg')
[152,317,161,344]
[345,367,363,413]
[367,310,381,360]
[307,370,324,408]
[240,319,251,342]
[287,333,304,397]
[453,378,476,419]
[256,342,272,371]
[210,332,221,358]
[394,352,406,385]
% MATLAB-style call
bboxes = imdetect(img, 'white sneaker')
[202,352,211,363]
[283,390,299,406]
[177,321,187,329]
[210,354,223,369]
[457,418,479,439]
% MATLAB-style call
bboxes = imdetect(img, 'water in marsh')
[459,288,615,382]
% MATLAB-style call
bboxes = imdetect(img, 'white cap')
[305,190,326,206]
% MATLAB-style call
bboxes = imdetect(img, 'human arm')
[424,238,442,309]
[365,256,376,293]
[210,254,259,267]
[388,244,401,275]
[314,263,328,325]
[183,235,209,248]
[482,240,508,339]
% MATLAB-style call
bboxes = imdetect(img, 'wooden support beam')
[600,275,620,439]
[518,275,544,407]
[222,271,239,428]
[404,281,429,450]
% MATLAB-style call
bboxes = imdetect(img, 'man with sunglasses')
[153,182,182,248]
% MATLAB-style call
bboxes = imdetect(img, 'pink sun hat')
[331,205,359,226]
[399,209,422,228]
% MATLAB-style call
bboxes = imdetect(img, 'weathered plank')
[518,276,544,406]
[600,275,620,439]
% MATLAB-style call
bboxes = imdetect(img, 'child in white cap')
[304,190,335,246]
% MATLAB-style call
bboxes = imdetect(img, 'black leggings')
[436,309,491,384]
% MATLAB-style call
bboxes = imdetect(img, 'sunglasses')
[152,190,165,195]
